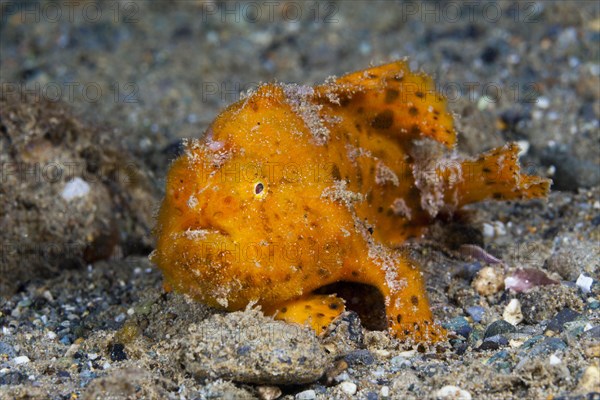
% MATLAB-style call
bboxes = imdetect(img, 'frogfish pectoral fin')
[450,143,551,207]
[264,294,346,335]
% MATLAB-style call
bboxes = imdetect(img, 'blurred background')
[2,0,598,187]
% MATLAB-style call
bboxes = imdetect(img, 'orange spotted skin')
[152,61,550,342]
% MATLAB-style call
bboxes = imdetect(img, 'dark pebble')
[528,337,567,357]
[108,343,127,362]
[546,308,581,333]
[456,262,482,281]
[481,46,499,64]
[237,345,252,356]
[57,370,71,378]
[344,349,375,366]
[478,335,509,351]
[520,335,545,350]
[453,341,468,355]
[443,316,472,338]
[0,371,26,386]
[337,311,364,345]
[484,320,516,339]
[553,393,600,400]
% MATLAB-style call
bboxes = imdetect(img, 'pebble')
[502,299,523,326]
[295,389,316,400]
[484,320,516,339]
[486,350,509,365]
[339,381,357,395]
[545,308,581,333]
[257,386,282,400]
[365,391,378,400]
[549,354,561,365]
[545,238,599,281]
[0,342,16,358]
[575,365,600,394]
[12,355,30,365]
[472,266,505,296]
[108,343,128,361]
[443,316,472,338]
[380,386,390,397]
[466,306,485,323]
[344,349,375,366]
[581,326,600,341]
[504,268,558,293]
[390,356,411,369]
[528,338,567,357]
[576,274,594,293]
[181,309,329,385]
[61,177,91,201]
[0,371,26,385]
[435,385,472,400]
[479,335,509,351]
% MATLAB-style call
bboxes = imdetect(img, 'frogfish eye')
[254,182,265,198]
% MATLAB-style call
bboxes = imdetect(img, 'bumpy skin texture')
[152,61,551,342]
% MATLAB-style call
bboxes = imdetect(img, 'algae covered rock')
[0,95,158,296]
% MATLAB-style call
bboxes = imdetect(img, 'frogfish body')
[151,61,550,342]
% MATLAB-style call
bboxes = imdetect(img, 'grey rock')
[180,309,329,384]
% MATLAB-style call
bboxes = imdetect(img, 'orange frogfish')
[151,61,550,343]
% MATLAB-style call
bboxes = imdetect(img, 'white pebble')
[61,177,90,201]
[536,96,550,109]
[516,140,530,157]
[482,223,495,238]
[295,389,316,400]
[380,386,390,397]
[339,381,357,395]
[576,274,594,293]
[549,354,562,365]
[46,331,57,340]
[12,356,30,365]
[436,385,472,400]
[503,299,523,325]
[88,353,99,360]
[493,221,507,236]
[575,365,600,394]
[103,361,111,370]
[334,371,350,382]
